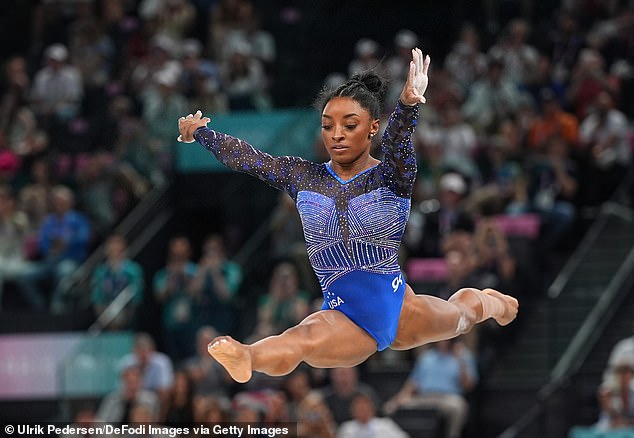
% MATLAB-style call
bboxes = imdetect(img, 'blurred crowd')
[1,0,633,436]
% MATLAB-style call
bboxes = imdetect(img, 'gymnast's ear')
[369,118,380,138]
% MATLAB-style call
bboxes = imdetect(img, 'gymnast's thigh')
[296,310,378,368]
[391,284,463,350]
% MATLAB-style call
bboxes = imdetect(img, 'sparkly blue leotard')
[194,101,418,350]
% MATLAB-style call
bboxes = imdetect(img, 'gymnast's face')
[321,97,379,165]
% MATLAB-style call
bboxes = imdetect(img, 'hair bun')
[350,71,387,98]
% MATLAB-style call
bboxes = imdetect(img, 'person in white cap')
[348,38,383,77]
[385,29,419,108]
[30,43,83,122]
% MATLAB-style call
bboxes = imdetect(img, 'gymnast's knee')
[448,288,480,333]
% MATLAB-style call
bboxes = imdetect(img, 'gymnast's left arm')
[380,48,431,197]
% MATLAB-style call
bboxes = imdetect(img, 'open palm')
[400,48,431,106]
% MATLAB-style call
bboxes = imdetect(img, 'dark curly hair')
[315,70,387,120]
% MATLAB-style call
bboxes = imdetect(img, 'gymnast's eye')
[345,125,357,130]
[321,125,332,130]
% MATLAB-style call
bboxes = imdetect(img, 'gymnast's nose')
[332,126,344,142]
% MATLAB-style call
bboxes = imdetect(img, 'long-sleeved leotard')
[194,101,419,350]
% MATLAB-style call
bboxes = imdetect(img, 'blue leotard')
[194,101,419,350]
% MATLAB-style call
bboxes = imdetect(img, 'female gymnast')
[177,48,518,383]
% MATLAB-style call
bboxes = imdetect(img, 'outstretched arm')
[380,48,431,197]
[178,111,308,194]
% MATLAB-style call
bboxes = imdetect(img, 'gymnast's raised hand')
[400,47,431,106]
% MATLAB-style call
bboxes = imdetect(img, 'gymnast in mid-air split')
[177,48,518,383]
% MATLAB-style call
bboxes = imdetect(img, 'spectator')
[179,38,222,100]
[0,131,20,184]
[0,185,42,310]
[549,9,585,84]
[384,339,478,438]
[68,15,115,92]
[119,332,174,420]
[416,101,480,181]
[127,399,163,431]
[91,233,144,330]
[208,0,255,60]
[298,392,337,438]
[472,216,517,291]
[253,260,311,339]
[416,172,475,258]
[155,0,196,41]
[96,364,160,423]
[60,405,98,438]
[269,192,305,260]
[579,91,631,206]
[103,97,165,189]
[337,392,408,438]
[385,29,418,109]
[487,18,540,86]
[220,39,270,111]
[187,67,230,116]
[17,185,91,313]
[444,24,488,93]
[566,49,618,120]
[18,157,55,234]
[128,34,182,96]
[193,395,231,425]
[153,235,198,361]
[182,325,232,398]
[348,38,383,77]
[606,329,634,377]
[164,368,195,424]
[30,44,83,124]
[189,233,242,334]
[268,192,317,293]
[76,152,117,237]
[141,66,188,171]
[595,356,634,431]
[223,7,276,79]
[320,366,379,426]
[526,136,579,251]
[283,366,317,421]
[527,88,580,151]
[0,56,37,156]
[470,132,527,216]
[462,54,524,135]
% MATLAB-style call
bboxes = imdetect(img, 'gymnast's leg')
[390,285,518,350]
[208,310,377,383]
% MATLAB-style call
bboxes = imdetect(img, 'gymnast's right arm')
[178,110,304,192]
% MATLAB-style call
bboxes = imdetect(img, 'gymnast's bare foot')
[207,336,252,383]
[483,289,518,326]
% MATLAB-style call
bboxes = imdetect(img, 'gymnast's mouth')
[331,144,348,150]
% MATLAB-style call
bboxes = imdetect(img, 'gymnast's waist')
[321,268,405,295]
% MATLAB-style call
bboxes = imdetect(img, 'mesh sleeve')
[194,127,309,196]
[379,101,419,198]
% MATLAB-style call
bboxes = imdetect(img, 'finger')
[203,117,211,124]
[423,54,431,75]
[414,47,423,74]
[187,113,193,119]
[177,135,183,142]
[195,110,202,119]
[408,60,415,82]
